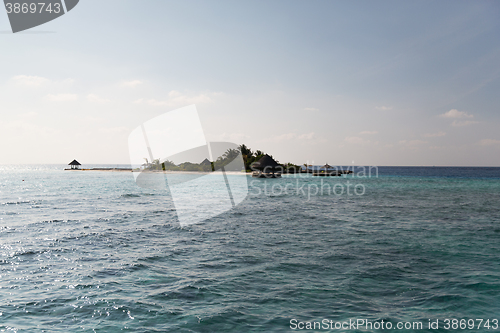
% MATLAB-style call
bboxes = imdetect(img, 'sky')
[0,0,499,166]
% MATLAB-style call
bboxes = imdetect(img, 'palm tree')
[239,144,252,158]
[149,158,160,170]
[223,148,240,161]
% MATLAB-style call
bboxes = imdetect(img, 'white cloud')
[359,131,378,135]
[375,106,393,110]
[134,90,219,108]
[438,110,477,127]
[122,80,144,87]
[440,109,473,119]
[423,131,446,138]
[304,107,319,112]
[298,132,316,140]
[479,139,500,146]
[87,94,110,103]
[45,93,78,102]
[451,120,478,127]
[12,75,49,86]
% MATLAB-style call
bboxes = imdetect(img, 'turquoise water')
[1,166,500,332]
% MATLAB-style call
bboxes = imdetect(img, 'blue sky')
[1,0,499,166]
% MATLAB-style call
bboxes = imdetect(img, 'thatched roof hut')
[68,159,81,170]
[252,154,280,171]
[251,154,282,178]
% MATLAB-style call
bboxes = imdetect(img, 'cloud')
[423,131,446,138]
[304,107,319,112]
[375,106,393,110]
[439,110,477,127]
[87,94,110,103]
[45,93,78,102]
[359,131,378,135]
[12,75,49,86]
[479,139,500,146]
[122,80,143,87]
[298,132,316,140]
[440,109,473,119]
[451,120,478,127]
[134,90,219,108]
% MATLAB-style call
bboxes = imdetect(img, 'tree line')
[140,144,301,173]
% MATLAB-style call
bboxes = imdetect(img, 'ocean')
[1,165,499,332]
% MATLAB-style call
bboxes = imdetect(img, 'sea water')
[1,165,499,332]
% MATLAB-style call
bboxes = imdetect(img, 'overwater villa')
[312,163,353,177]
[251,154,282,178]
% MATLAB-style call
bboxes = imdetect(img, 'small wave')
[121,194,141,198]
[18,250,38,256]
[2,200,31,205]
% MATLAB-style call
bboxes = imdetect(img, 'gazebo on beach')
[68,160,81,170]
[251,154,282,178]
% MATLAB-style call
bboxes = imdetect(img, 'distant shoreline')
[65,168,133,172]
[64,168,251,174]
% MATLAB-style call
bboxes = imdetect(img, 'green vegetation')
[139,144,302,173]
[142,148,241,172]
[239,144,301,173]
